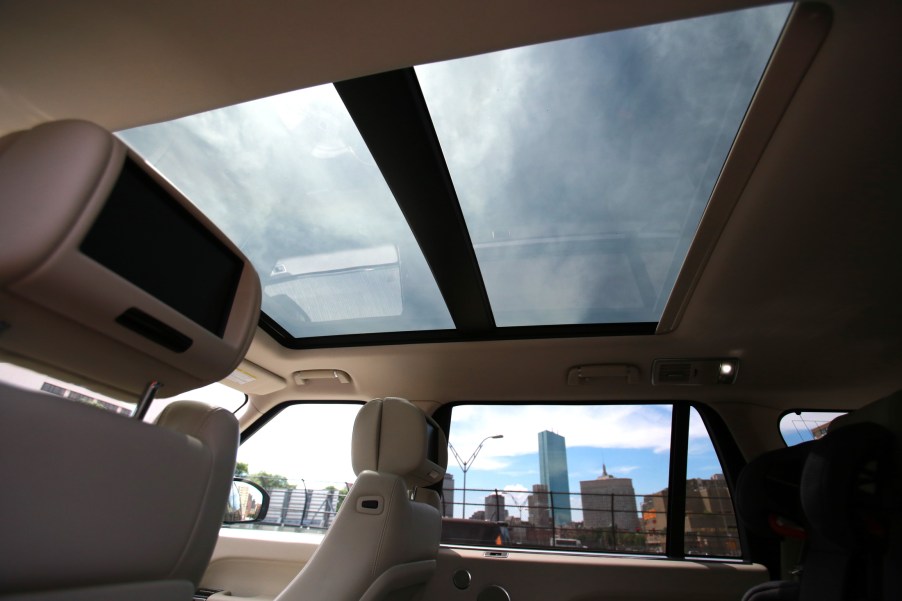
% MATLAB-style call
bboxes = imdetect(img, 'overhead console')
[0,120,261,398]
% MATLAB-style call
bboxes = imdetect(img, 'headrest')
[830,389,902,456]
[0,120,261,399]
[351,397,447,488]
[803,421,895,551]
[735,441,812,539]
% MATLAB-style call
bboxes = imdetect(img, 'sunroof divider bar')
[335,69,495,333]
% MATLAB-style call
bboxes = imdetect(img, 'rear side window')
[0,362,245,419]
[441,403,739,558]
[0,362,134,415]
[779,411,846,446]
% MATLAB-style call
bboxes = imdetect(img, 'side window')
[779,410,846,446]
[0,362,134,415]
[442,403,740,559]
[142,382,246,423]
[0,362,246,420]
[228,403,361,533]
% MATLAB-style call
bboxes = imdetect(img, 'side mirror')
[224,477,270,524]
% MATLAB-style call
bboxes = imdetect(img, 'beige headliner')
[2,0,901,458]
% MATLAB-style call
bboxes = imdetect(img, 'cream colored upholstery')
[0,120,261,399]
[0,120,257,599]
[0,389,239,600]
[275,397,447,601]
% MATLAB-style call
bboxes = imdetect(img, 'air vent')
[652,359,739,386]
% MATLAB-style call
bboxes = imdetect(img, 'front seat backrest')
[0,390,239,600]
[273,397,447,601]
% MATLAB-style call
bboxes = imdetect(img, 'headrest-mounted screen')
[81,159,243,338]
[0,120,261,398]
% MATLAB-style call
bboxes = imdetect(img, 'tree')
[251,471,294,491]
[234,462,249,478]
[325,485,350,513]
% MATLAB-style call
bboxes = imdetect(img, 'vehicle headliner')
[2,0,901,459]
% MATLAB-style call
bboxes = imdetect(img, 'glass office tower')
[538,430,572,526]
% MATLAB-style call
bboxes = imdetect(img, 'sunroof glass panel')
[120,84,454,338]
[418,5,790,327]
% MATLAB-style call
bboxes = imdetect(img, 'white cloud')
[448,404,675,464]
[609,465,640,475]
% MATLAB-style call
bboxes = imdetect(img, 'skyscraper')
[580,465,640,533]
[538,430,572,526]
[527,483,551,528]
[442,473,455,518]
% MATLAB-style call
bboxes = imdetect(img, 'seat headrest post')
[133,380,162,420]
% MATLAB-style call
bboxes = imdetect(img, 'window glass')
[443,404,672,553]
[417,5,790,327]
[141,382,247,423]
[228,403,361,533]
[779,411,846,446]
[119,84,454,339]
[684,407,740,558]
[443,404,739,557]
[0,362,245,420]
[0,362,134,415]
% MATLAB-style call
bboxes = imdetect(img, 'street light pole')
[448,434,503,519]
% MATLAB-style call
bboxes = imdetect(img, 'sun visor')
[0,120,261,399]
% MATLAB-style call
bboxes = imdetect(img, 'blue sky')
[445,404,726,520]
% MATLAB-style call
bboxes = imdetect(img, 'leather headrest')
[801,421,894,551]
[351,397,447,488]
[0,120,261,399]
[830,389,902,458]
[735,441,812,539]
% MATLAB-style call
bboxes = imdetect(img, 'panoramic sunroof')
[120,4,789,344]
[120,85,454,338]
[417,5,789,327]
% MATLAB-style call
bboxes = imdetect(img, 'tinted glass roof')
[120,4,789,346]
[119,85,454,337]
[417,6,788,326]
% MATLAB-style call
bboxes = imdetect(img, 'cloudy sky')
[120,4,789,336]
[443,403,724,520]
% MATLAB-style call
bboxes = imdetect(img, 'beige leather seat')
[0,120,261,600]
[273,397,447,601]
[0,391,239,601]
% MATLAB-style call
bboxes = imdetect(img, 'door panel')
[422,547,768,601]
[199,529,321,598]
